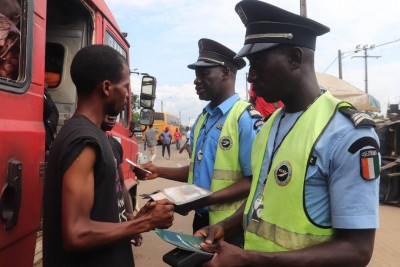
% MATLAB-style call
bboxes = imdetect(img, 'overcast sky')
[105,0,400,125]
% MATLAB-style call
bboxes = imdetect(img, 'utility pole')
[338,49,343,79]
[300,0,307,17]
[352,44,380,94]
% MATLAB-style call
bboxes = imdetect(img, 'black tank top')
[43,115,133,267]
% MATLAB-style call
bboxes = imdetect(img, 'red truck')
[0,0,155,265]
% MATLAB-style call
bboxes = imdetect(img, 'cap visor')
[234,43,279,58]
[187,60,220,70]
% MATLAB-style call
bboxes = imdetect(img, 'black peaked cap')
[234,0,330,58]
[188,38,246,73]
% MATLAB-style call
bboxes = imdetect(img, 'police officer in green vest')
[195,1,380,266]
[137,38,263,245]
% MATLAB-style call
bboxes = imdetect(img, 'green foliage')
[131,93,140,122]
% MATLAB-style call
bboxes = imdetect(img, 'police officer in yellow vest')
[137,38,263,244]
[195,1,380,266]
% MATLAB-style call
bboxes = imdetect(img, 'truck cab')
[0,0,155,265]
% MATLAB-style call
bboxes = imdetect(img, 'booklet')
[155,229,214,256]
[147,184,212,206]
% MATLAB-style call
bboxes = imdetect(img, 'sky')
[105,0,400,126]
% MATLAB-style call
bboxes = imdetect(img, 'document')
[147,184,212,206]
[156,229,214,256]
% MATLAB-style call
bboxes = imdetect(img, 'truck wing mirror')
[140,76,156,109]
[130,108,155,135]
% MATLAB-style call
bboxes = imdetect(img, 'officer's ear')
[222,67,231,79]
[288,46,303,70]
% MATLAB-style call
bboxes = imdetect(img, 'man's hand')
[144,199,174,229]
[134,163,159,180]
[130,233,143,247]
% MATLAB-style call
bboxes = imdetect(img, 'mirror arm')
[130,125,148,137]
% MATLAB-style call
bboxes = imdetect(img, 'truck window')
[0,0,24,85]
[45,43,64,88]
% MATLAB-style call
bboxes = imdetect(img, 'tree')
[131,92,140,122]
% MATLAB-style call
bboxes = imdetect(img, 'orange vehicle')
[0,0,155,266]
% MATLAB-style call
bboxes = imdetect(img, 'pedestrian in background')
[144,124,157,163]
[174,127,181,150]
[160,126,172,159]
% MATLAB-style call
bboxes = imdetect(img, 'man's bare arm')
[61,145,174,251]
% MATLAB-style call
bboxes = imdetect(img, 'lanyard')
[196,113,223,161]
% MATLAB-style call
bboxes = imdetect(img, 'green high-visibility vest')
[244,92,351,252]
[188,100,250,225]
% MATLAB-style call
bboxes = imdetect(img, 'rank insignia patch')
[360,149,380,180]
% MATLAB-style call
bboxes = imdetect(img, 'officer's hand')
[134,163,158,180]
[194,224,225,247]
[201,241,248,267]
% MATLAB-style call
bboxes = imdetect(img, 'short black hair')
[70,45,127,96]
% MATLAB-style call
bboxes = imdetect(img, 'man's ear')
[102,81,111,96]
[222,67,230,79]
[288,47,303,70]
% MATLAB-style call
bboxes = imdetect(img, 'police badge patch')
[360,148,379,180]
[274,161,292,186]
[219,136,233,150]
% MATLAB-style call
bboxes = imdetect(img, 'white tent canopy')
[316,72,380,112]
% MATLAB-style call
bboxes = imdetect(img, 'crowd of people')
[43,0,380,266]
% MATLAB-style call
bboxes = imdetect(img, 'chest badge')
[274,161,292,186]
[219,136,233,150]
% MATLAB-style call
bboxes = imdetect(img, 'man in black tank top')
[43,45,174,267]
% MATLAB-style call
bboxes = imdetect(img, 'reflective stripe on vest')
[244,92,351,251]
[188,100,250,225]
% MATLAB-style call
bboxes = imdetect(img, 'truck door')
[0,1,45,266]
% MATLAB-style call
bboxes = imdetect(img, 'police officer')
[196,1,380,266]
[137,38,263,244]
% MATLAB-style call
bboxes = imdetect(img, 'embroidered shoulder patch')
[254,119,264,130]
[246,104,262,118]
[339,107,376,128]
[360,149,380,180]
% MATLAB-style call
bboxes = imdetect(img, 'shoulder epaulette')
[246,104,263,118]
[338,106,376,128]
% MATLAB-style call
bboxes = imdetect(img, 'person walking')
[144,124,157,163]
[43,45,174,267]
[136,39,263,246]
[196,1,380,266]
[160,127,172,159]
[174,127,181,150]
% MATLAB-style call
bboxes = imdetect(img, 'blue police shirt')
[248,109,380,229]
[191,94,262,212]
